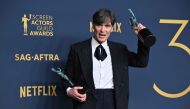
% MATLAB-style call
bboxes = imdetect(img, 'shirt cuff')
[66,87,72,95]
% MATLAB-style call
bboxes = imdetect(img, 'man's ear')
[92,23,95,29]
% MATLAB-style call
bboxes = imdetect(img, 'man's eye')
[105,25,112,27]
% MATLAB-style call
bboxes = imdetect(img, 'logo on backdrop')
[20,85,57,98]
[153,19,190,99]
[21,13,54,37]
[160,19,189,55]
[15,53,60,61]
[153,83,190,98]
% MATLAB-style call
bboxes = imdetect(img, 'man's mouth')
[99,33,106,37]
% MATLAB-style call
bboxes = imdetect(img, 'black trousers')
[94,89,116,109]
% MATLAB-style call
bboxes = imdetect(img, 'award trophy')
[51,67,90,94]
[128,9,156,47]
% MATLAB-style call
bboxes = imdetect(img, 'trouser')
[94,89,116,109]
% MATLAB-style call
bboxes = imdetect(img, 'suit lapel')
[108,41,123,88]
[78,39,95,90]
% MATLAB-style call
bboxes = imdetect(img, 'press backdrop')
[0,0,189,109]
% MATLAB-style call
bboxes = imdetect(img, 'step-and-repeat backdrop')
[0,0,189,109]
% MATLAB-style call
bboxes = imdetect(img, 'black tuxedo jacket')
[64,38,150,109]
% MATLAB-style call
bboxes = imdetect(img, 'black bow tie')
[94,45,107,61]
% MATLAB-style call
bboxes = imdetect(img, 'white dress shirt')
[91,37,114,89]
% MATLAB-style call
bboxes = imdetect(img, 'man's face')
[93,20,113,44]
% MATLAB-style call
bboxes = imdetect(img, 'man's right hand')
[67,86,87,102]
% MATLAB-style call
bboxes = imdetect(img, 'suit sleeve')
[127,30,151,67]
[63,46,76,89]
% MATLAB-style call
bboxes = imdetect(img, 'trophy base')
[138,28,156,47]
[78,88,91,94]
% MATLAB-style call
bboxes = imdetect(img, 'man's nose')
[100,26,106,32]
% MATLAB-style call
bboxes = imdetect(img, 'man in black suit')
[64,8,152,109]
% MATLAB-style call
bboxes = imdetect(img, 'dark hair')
[93,8,116,26]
